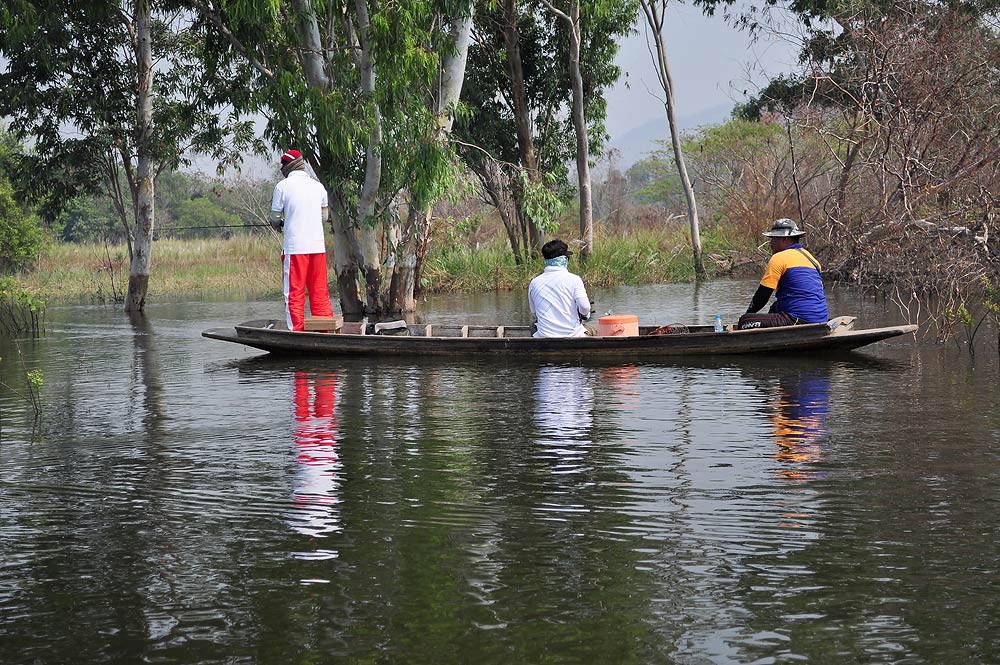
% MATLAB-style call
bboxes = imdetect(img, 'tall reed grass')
[422,225,754,292]
[18,236,280,304]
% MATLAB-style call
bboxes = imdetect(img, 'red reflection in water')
[290,372,342,538]
[601,365,641,409]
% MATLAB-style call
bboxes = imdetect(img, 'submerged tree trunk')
[329,196,365,316]
[126,0,154,313]
[388,207,420,312]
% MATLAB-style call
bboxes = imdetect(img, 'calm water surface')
[1,282,999,664]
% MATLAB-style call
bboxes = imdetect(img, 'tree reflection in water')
[287,371,343,544]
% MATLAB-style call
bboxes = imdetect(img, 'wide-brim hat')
[762,218,806,237]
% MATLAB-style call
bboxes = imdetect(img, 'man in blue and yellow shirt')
[740,218,828,328]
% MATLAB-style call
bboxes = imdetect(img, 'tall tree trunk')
[542,0,592,259]
[291,0,328,91]
[640,0,704,279]
[388,207,420,312]
[502,0,537,176]
[502,0,544,254]
[329,196,365,316]
[126,0,154,313]
[293,0,374,315]
[354,0,385,314]
[391,7,474,312]
[567,8,592,260]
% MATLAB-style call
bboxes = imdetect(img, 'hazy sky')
[605,3,801,140]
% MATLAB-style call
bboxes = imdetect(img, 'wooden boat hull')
[202,316,917,358]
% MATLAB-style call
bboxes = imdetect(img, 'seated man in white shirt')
[528,239,594,338]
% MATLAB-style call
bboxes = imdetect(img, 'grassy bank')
[423,226,749,292]
[20,236,280,304]
[14,226,757,305]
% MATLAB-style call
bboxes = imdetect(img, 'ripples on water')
[1,291,999,663]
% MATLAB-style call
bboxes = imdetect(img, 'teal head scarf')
[544,256,569,269]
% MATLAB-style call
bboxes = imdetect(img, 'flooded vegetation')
[2,285,998,663]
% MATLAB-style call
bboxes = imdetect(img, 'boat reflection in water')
[287,371,343,543]
[769,370,831,482]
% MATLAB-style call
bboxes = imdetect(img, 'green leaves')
[0,0,259,222]
[519,170,566,234]
[0,175,45,274]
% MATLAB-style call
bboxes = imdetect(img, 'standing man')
[739,218,829,329]
[528,239,593,337]
[270,149,335,331]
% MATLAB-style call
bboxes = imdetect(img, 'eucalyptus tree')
[538,0,634,259]
[637,0,704,278]
[389,10,475,311]
[0,0,257,311]
[456,0,632,262]
[192,0,473,315]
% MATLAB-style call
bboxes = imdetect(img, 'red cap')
[281,149,302,164]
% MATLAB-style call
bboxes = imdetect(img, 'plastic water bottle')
[714,314,724,333]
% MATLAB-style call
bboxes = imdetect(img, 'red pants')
[282,253,334,331]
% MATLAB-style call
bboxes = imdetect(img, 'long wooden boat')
[202,315,917,358]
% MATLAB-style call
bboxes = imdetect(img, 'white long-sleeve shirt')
[528,266,591,338]
[270,170,328,255]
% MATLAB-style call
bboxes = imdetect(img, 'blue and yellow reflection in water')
[770,371,830,483]
[287,371,343,544]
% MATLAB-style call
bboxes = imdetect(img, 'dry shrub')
[684,0,1000,336]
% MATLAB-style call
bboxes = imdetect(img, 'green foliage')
[56,169,274,243]
[0,275,45,335]
[0,177,45,273]
[456,0,634,241]
[732,75,804,121]
[0,125,46,272]
[171,197,243,238]
[26,369,43,391]
[626,146,682,204]
[204,0,463,231]
[943,304,974,327]
[984,276,1000,319]
[982,276,1000,354]
[519,171,566,234]
[0,0,261,222]
[59,197,123,243]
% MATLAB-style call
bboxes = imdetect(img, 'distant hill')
[607,103,733,170]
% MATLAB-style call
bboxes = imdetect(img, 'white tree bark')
[639,0,704,278]
[126,0,155,313]
[291,0,328,91]
[353,0,386,313]
[390,7,474,312]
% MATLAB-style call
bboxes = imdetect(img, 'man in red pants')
[269,149,335,331]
